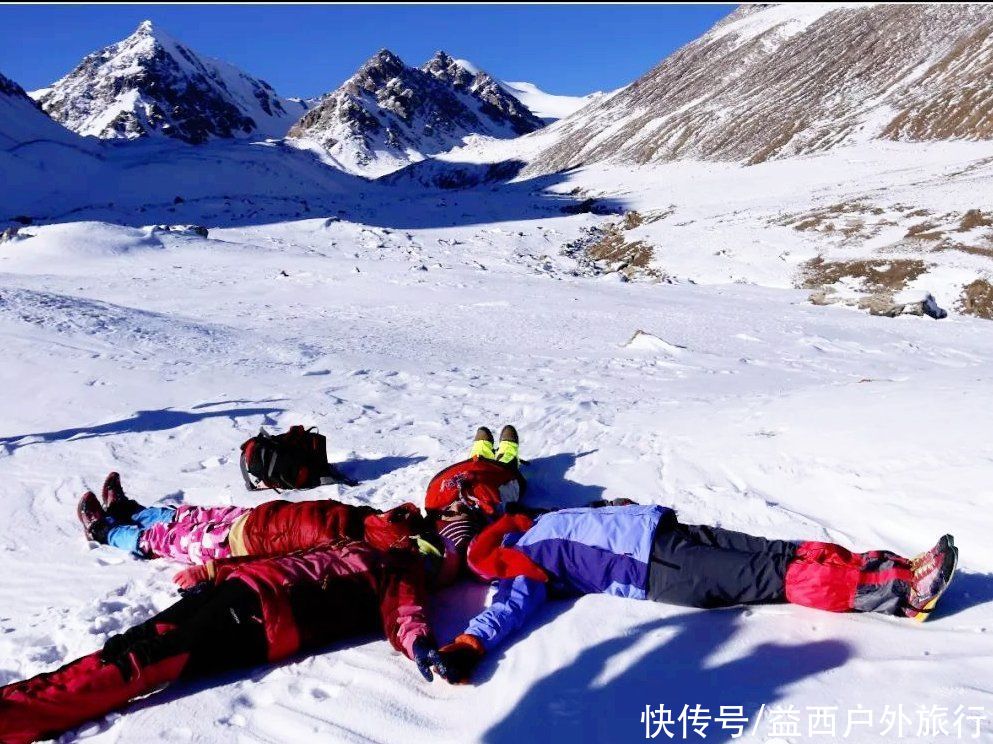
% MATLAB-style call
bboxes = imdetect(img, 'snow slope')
[0,172,992,743]
[0,72,85,151]
[0,71,105,222]
[452,58,598,123]
[538,140,993,311]
[0,137,359,225]
[498,81,597,123]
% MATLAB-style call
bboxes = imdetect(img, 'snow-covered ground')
[551,141,993,295]
[452,58,597,123]
[1,156,992,743]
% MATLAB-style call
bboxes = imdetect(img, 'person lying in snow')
[75,425,525,580]
[0,531,462,744]
[426,505,959,684]
[423,425,526,518]
[0,427,527,742]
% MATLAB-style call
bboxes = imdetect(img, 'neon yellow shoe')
[495,425,520,466]
[469,427,496,460]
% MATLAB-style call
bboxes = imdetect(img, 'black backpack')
[239,425,356,491]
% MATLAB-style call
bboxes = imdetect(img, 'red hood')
[466,513,547,582]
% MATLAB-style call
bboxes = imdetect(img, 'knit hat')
[433,514,481,586]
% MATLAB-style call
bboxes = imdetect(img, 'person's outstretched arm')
[377,550,444,678]
[437,575,548,684]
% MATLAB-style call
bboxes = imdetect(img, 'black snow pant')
[0,580,269,744]
[102,579,269,680]
[647,517,799,608]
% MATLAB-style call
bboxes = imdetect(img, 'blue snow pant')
[106,506,176,557]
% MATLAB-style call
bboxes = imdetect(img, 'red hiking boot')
[77,491,109,543]
[101,472,142,522]
[903,536,958,622]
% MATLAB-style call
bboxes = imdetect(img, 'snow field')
[0,207,991,742]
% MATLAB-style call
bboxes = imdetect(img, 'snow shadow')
[927,571,993,620]
[12,151,628,231]
[351,170,628,231]
[337,454,428,483]
[524,451,607,509]
[0,406,283,452]
[482,609,852,744]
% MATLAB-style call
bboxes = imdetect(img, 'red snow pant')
[0,581,267,744]
[785,541,913,615]
[648,520,912,615]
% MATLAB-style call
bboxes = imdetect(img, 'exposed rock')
[561,216,669,282]
[958,278,993,318]
[0,226,31,244]
[150,224,209,238]
[799,256,929,295]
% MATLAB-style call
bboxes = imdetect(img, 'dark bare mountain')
[527,3,993,175]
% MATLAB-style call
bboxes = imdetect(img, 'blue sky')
[1,4,735,99]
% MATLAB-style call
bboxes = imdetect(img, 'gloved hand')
[411,636,449,682]
[436,634,485,684]
[100,623,156,680]
[587,497,638,508]
[173,564,211,594]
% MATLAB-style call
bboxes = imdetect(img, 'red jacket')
[424,458,526,516]
[240,499,425,556]
[215,540,431,662]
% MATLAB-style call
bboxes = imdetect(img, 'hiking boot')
[77,491,110,543]
[496,425,520,466]
[101,472,142,522]
[469,427,496,460]
[902,537,958,622]
[910,534,954,572]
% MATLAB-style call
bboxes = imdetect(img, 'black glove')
[100,623,157,680]
[177,580,213,599]
[412,636,450,682]
[588,498,638,508]
[436,634,485,684]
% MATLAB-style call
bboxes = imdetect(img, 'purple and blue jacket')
[464,504,671,651]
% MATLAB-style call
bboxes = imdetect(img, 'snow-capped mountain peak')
[131,18,172,45]
[287,48,544,176]
[453,58,480,75]
[421,51,476,89]
[353,48,407,87]
[35,20,308,143]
